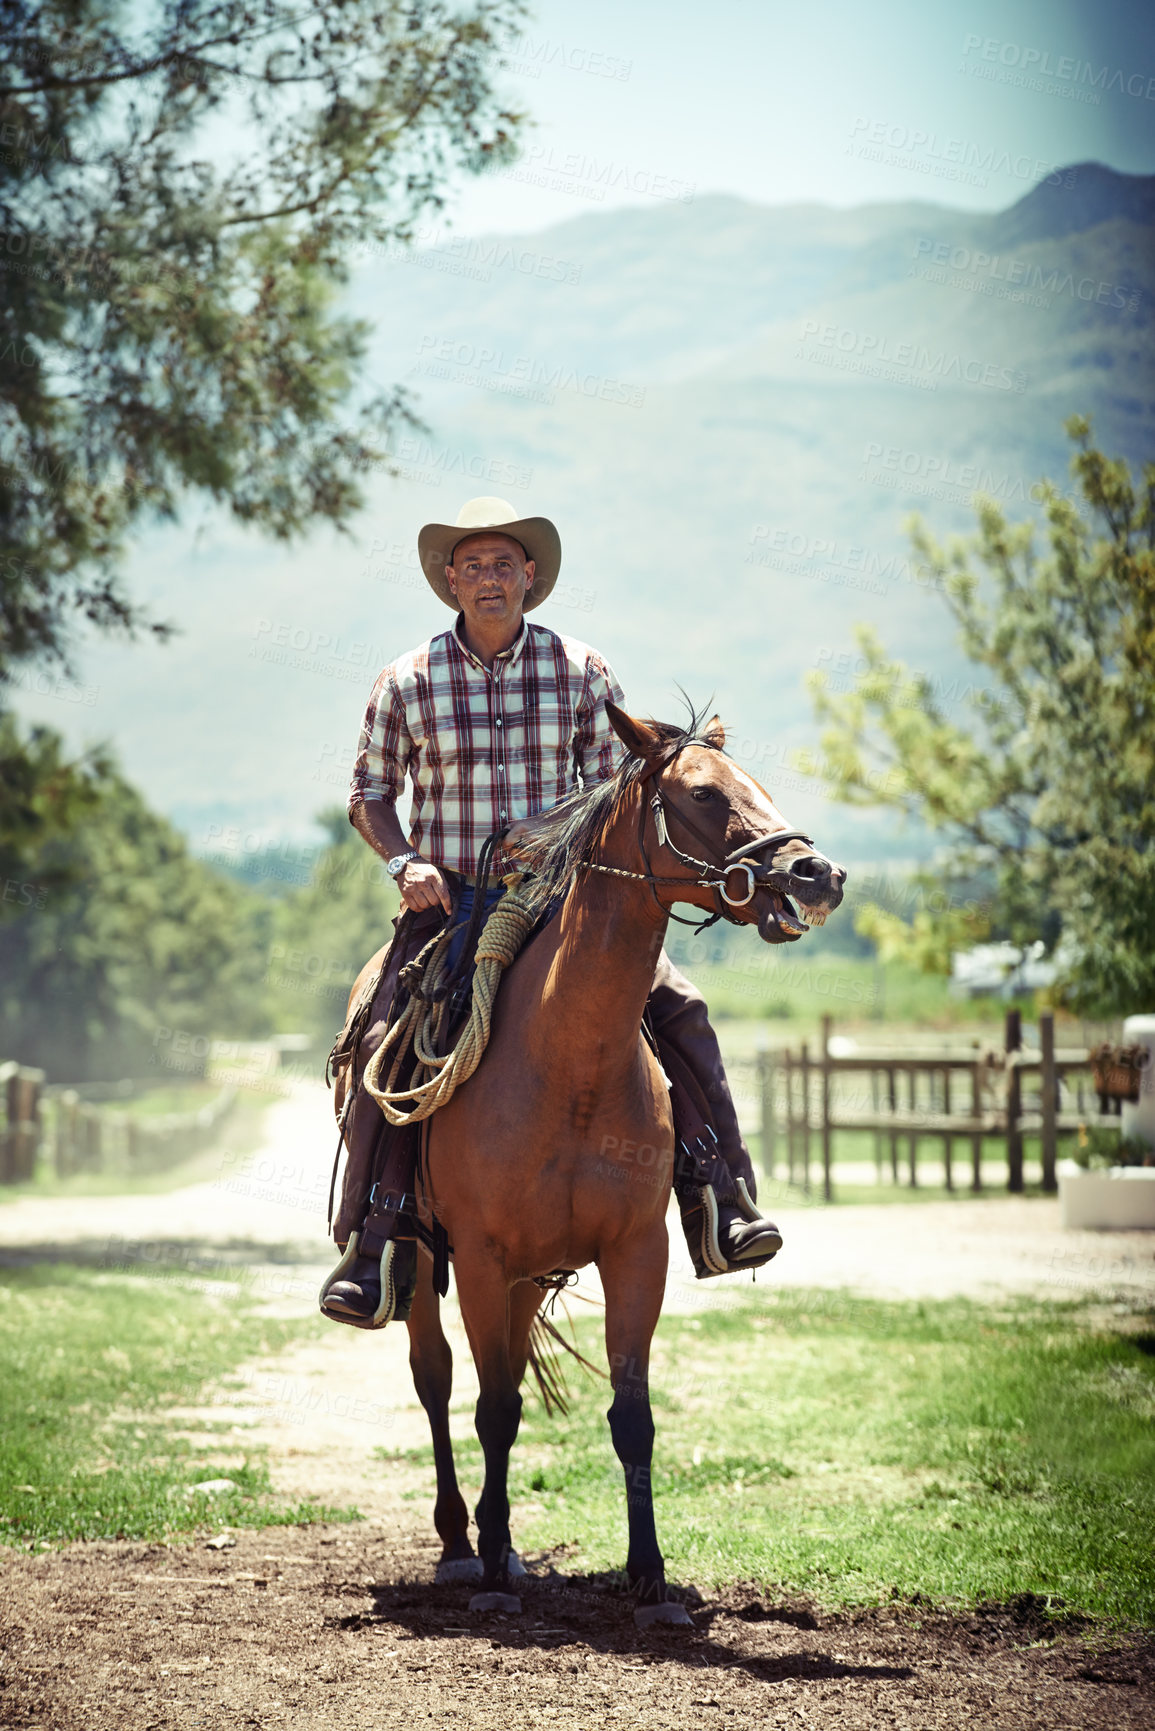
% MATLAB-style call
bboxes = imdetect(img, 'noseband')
[578,740,815,933]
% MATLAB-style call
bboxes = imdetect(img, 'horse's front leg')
[599,1233,694,1629]
[406,1256,473,1578]
[455,1255,527,1613]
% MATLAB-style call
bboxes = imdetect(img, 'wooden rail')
[756,1010,1121,1201]
[0,1067,238,1183]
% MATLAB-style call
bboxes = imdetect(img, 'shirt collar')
[451,613,529,673]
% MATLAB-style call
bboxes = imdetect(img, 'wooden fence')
[0,1063,45,1183]
[757,1010,1124,1201]
[0,1067,238,1183]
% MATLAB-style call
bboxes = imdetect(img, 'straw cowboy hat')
[417,497,561,611]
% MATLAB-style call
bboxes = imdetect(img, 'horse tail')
[527,1310,606,1418]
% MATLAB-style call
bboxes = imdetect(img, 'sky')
[443,0,1155,236]
[10,0,1155,848]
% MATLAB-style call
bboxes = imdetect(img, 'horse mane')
[516,700,717,914]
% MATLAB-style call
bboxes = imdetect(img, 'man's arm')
[348,667,451,915]
[574,652,628,785]
[351,802,451,914]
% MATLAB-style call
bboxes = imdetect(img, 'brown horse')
[340,704,845,1625]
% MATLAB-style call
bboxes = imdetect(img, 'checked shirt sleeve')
[574,651,627,786]
[347,667,410,818]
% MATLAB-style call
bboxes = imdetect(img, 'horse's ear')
[606,701,665,762]
[702,714,726,750]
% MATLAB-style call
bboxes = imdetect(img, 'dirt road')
[2,1083,1153,1728]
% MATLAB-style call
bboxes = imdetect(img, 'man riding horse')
[323,497,784,1324]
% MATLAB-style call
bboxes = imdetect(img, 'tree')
[0,0,522,677]
[0,760,272,1078]
[805,419,1155,1016]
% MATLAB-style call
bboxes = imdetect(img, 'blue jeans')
[445,883,506,976]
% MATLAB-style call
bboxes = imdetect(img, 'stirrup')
[683,1177,780,1280]
[318,1230,417,1330]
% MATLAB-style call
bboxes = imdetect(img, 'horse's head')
[607,704,846,944]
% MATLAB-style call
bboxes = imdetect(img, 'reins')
[577,740,814,934]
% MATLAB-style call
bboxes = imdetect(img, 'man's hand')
[398,858,452,915]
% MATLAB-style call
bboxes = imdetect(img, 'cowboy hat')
[417,497,561,611]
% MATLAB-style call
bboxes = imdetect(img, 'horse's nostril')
[789,855,828,882]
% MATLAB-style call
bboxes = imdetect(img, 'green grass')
[384,1291,1155,1626]
[0,1264,353,1548]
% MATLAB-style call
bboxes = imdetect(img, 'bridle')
[576,738,816,933]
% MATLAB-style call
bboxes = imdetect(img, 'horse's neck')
[526,799,669,1076]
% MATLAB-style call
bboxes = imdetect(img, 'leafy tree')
[0,0,523,682]
[0,759,272,1078]
[805,419,1155,1016]
[0,0,521,945]
[265,808,399,1046]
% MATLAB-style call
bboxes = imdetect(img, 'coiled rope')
[362,881,539,1125]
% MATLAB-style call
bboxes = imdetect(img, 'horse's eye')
[690,787,715,803]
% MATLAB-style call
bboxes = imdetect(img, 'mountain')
[17,163,1154,868]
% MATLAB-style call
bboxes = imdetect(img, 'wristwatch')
[386,850,420,878]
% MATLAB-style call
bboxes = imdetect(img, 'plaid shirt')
[348,617,626,874]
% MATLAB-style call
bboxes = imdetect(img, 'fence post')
[759,1045,776,1180]
[820,1014,833,1203]
[784,1049,795,1185]
[0,1063,12,1182]
[888,1066,898,1182]
[799,1041,811,1196]
[1005,1009,1023,1192]
[908,1067,918,1188]
[943,1066,953,1192]
[970,1062,983,1192]
[1040,1011,1057,1194]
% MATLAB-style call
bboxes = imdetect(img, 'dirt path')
[3,1083,1154,1728]
[2,1522,1152,1731]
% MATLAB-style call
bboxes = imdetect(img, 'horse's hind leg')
[406,1258,473,1576]
[600,1235,693,1627]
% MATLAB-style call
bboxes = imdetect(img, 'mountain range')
[18,162,1153,869]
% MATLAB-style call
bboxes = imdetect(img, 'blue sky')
[445,0,1155,235]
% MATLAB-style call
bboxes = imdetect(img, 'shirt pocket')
[505,686,574,772]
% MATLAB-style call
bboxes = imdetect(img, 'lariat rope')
[362,879,539,1125]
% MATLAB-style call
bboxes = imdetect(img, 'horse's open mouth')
[756,887,827,942]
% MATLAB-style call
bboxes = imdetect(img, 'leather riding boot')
[649,952,783,1279]
[320,903,446,1329]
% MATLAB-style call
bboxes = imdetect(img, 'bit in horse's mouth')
[756,887,826,942]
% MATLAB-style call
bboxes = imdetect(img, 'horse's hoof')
[635,1601,694,1629]
[469,1591,522,1615]
[435,1557,483,1584]
[506,1549,527,1579]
